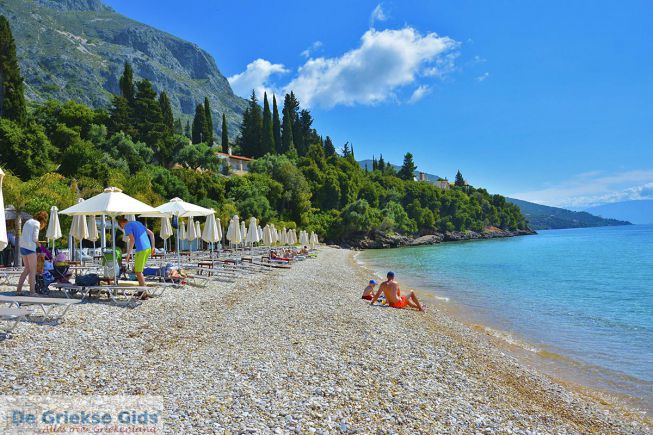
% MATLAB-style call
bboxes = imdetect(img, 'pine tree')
[261,92,274,155]
[297,109,315,156]
[119,62,135,104]
[324,136,336,157]
[378,154,385,171]
[159,91,174,134]
[184,120,191,139]
[133,79,164,148]
[0,16,27,125]
[455,170,465,187]
[272,94,281,153]
[398,152,417,180]
[283,92,301,154]
[203,96,214,145]
[221,113,229,153]
[280,106,294,154]
[109,95,136,137]
[372,155,377,171]
[192,103,206,144]
[342,142,350,157]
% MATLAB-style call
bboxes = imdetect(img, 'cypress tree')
[280,106,294,154]
[272,94,281,153]
[455,170,466,186]
[133,79,164,148]
[221,113,229,153]
[184,120,191,139]
[173,118,183,135]
[239,91,262,157]
[159,91,174,134]
[203,96,214,145]
[324,136,336,157]
[261,92,274,155]
[398,152,417,180]
[119,62,135,104]
[372,155,377,171]
[0,16,27,126]
[342,142,350,157]
[191,103,206,144]
[378,154,385,171]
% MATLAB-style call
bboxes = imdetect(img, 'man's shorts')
[390,295,409,309]
[134,248,151,273]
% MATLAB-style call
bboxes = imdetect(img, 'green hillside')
[0,0,246,136]
[507,198,631,230]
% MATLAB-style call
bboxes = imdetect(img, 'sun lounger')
[0,295,80,321]
[0,269,23,286]
[49,282,154,306]
[0,307,32,335]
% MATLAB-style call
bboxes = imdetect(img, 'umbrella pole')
[112,216,117,285]
[176,226,180,270]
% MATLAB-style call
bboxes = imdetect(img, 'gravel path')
[0,247,650,433]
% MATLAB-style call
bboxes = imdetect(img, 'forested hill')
[507,198,631,230]
[0,0,246,136]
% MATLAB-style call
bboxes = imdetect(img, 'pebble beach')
[0,247,651,433]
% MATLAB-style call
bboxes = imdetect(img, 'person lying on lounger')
[361,279,377,301]
[370,271,425,311]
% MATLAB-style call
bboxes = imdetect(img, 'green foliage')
[239,91,263,157]
[176,142,219,170]
[272,94,281,153]
[0,16,27,125]
[455,170,465,187]
[159,91,174,134]
[203,97,213,146]
[0,118,56,179]
[261,92,274,155]
[221,113,229,153]
[398,152,417,181]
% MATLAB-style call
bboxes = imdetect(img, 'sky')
[104,0,653,208]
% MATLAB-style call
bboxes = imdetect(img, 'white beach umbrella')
[202,213,220,243]
[262,225,273,247]
[46,205,62,247]
[179,220,187,241]
[246,217,260,245]
[70,199,89,262]
[59,187,156,283]
[160,216,173,240]
[310,231,317,249]
[186,217,197,241]
[226,215,242,246]
[154,197,214,218]
[0,168,6,252]
[299,230,308,246]
[240,220,247,244]
[280,227,287,245]
[257,225,263,242]
[195,220,202,250]
[292,229,298,245]
[87,216,99,242]
[216,218,223,243]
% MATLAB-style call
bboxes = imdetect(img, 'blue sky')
[105,0,653,208]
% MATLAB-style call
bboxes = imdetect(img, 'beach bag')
[75,273,100,287]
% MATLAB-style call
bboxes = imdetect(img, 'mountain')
[583,200,653,225]
[358,160,441,181]
[0,0,247,136]
[507,198,631,230]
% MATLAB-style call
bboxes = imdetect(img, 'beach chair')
[0,295,80,322]
[0,307,32,335]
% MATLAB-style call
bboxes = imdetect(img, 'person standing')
[16,211,48,295]
[117,217,155,286]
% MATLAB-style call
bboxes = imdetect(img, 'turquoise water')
[359,225,653,411]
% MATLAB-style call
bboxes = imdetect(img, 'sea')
[358,225,653,413]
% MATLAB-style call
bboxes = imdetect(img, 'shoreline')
[1,247,650,432]
[354,247,653,418]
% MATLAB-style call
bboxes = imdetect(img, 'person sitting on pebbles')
[361,279,377,301]
[370,271,425,311]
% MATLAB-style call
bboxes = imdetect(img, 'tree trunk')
[13,215,21,267]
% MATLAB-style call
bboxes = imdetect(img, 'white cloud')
[285,27,457,108]
[476,72,489,82]
[408,85,431,103]
[301,41,323,58]
[227,58,288,100]
[510,170,653,208]
[369,4,388,27]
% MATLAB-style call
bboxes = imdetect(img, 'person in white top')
[17,211,48,295]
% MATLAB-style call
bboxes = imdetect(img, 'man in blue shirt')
[117,217,155,286]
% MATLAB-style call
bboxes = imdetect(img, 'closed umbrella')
[0,168,6,252]
[160,215,173,253]
[202,213,220,259]
[310,231,317,249]
[46,205,62,249]
[240,221,247,246]
[87,215,99,258]
[59,187,157,284]
[195,220,202,251]
[226,215,241,247]
[179,220,187,242]
[262,225,273,247]
[70,199,89,263]
[246,217,260,246]
[280,227,287,246]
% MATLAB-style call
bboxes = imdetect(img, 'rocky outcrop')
[0,0,247,136]
[342,227,536,249]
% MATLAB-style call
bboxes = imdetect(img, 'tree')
[398,152,417,180]
[173,118,183,135]
[378,154,385,171]
[109,95,136,138]
[191,103,206,144]
[455,170,465,187]
[261,92,274,155]
[0,16,27,126]
[119,62,135,104]
[272,94,281,153]
[133,80,164,150]
[0,119,56,179]
[297,109,315,156]
[221,113,229,153]
[239,91,263,157]
[159,91,174,134]
[341,142,351,157]
[203,97,214,145]
[184,120,191,139]
[324,136,336,157]
[372,155,377,171]
[280,106,294,154]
